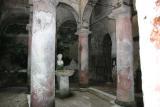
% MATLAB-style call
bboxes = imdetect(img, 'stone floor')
[91,83,116,95]
[56,91,120,107]
[0,87,120,107]
[91,84,144,107]
[0,87,28,107]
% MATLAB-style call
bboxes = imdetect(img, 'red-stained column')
[31,0,56,107]
[109,3,135,106]
[136,0,160,107]
[76,28,90,87]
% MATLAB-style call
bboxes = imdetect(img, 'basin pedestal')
[56,70,75,97]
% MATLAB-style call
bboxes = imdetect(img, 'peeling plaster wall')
[89,0,140,83]
[89,0,115,82]
[0,33,28,69]
[0,0,29,87]
[0,33,28,87]
[3,0,28,7]
[0,0,29,69]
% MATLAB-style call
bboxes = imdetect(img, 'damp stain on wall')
[150,16,160,48]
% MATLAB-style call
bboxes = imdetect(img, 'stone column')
[26,0,33,93]
[109,3,135,106]
[27,24,31,93]
[76,27,90,87]
[136,0,160,107]
[31,0,56,107]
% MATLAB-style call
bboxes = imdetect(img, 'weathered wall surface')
[0,0,29,87]
[89,0,115,82]
[89,0,140,83]
[0,0,140,86]
[0,0,29,70]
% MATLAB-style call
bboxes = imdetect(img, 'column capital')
[32,0,57,16]
[76,28,91,36]
[52,0,60,6]
[76,21,91,36]
[30,0,58,6]
[109,3,131,19]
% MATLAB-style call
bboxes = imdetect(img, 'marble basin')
[56,70,75,97]
[55,70,75,77]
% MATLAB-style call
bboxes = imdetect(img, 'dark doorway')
[102,33,112,83]
[0,17,29,88]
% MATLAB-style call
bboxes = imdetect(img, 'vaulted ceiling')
[0,0,137,36]
[57,3,76,31]
[0,0,29,36]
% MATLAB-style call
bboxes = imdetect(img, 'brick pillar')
[76,28,90,87]
[31,0,56,107]
[136,0,160,107]
[109,3,135,106]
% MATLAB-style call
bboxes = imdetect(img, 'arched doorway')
[57,20,77,66]
[56,3,78,89]
[0,14,29,87]
[102,33,112,83]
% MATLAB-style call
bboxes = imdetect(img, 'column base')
[79,83,89,88]
[79,71,89,88]
[27,84,31,94]
[58,90,72,98]
[56,89,73,98]
[115,99,136,107]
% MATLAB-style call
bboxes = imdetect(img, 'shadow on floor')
[0,87,28,107]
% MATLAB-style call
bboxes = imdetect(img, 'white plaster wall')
[136,0,160,107]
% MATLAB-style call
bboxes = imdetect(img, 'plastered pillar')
[76,28,90,87]
[31,0,56,106]
[109,3,135,106]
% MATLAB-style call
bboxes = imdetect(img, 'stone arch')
[57,19,77,33]
[102,33,112,82]
[0,10,29,73]
[56,2,79,32]
[82,0,98,27]
[56,3,78,63]
[0,11,29,36]
[57,20,77,62]
[57,2,78,31]
[57,1,79,24]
